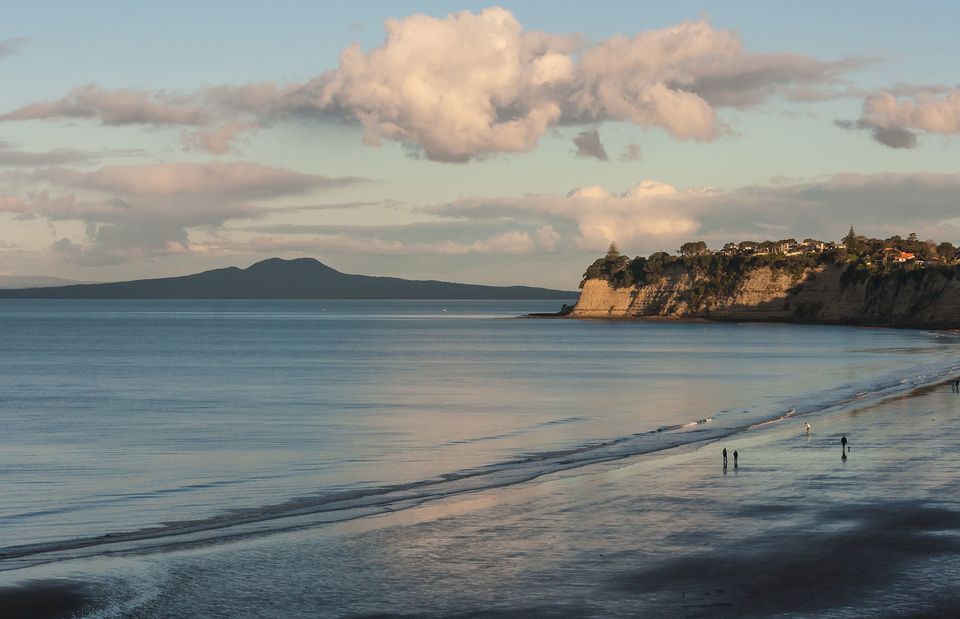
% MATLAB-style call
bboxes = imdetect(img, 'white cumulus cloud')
[842,87,960,148]
[0,9,862,160]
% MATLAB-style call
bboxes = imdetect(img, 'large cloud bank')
[6,170,960,272]
[0,162,366,265]
[0,8,858,161]
[427,173,960,252]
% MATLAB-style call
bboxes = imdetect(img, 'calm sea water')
[1,300,958,573]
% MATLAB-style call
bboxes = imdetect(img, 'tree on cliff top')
[842,226,868,255]
[679,241,708,256]
[581,242,631,287]
[843,226,857,247]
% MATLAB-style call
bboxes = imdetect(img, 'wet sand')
[0,580,97,619]
[5,382,960,617]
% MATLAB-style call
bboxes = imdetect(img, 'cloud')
[1,161,368,265]
[572,129,608,160]
[195,230,541,257]
[426,173,960,253]
[0,9,863,161]
[0,194,28,212]
[207,171,960,264]
[311,11,862,160]
[218,216,562,257]
[0,84,205,126]
[11,171,960,278]
[0,37,25,59]
[564,22,862,136]
[864,89,960,134]
[428,179,703,250]
[34,161,363,197]
[0,140,143,167]
[307,7,576,162]
[620,142,643,161]
[845,87,960,148]
[180,121,260,154]
[266,200,386,213]
[868,124,918,149]
[833,118,917,149]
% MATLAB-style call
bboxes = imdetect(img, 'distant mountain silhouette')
[0,275,92,289]
[0,258,576,299]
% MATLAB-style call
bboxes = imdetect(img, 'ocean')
[2,300,959,617]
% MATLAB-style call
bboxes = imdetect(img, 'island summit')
[0,258,576,300]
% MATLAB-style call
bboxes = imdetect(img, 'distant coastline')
[0,257,576,301]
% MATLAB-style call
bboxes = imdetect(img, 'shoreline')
[4,349,958,575]
[526,309,960,330]
[6,362,960,616]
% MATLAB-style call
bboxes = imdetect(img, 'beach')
[6,378,960,617]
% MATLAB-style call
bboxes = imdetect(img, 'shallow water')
[2,300,960,616]
[8,381,960,618]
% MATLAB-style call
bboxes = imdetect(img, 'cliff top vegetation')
[582,229,960,290]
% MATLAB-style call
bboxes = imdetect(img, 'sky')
[1,1,959,289]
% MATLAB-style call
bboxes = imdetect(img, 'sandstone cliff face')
[572,264,960,328]
[572,264,696,318]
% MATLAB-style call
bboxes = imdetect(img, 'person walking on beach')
[841,435,848,460]
[805,422,811,436]
[954,378,959,393]
[733,450,739,467]
[722,448,728,467]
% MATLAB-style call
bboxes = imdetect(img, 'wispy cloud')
[180,121,260,154]
[1,162,368,265]
[0,37,25,59]
[620,142,642,161]
[0,84,204,125]
[0,140,143,167]
[32,161,363,197]
[195,230,545,257]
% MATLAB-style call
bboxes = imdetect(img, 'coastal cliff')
[571,254,960,328]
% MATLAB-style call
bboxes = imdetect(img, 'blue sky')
[2,2,959,287]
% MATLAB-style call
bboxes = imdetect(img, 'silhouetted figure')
[733,450,739,467]
[954,379,959,393]
[841,435,848,460]
[805,422,811,435]
[722,448,728,468]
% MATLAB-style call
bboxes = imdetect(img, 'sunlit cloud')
[842,86,960,148]
[427,173,960,252]
[0,9,863,160]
